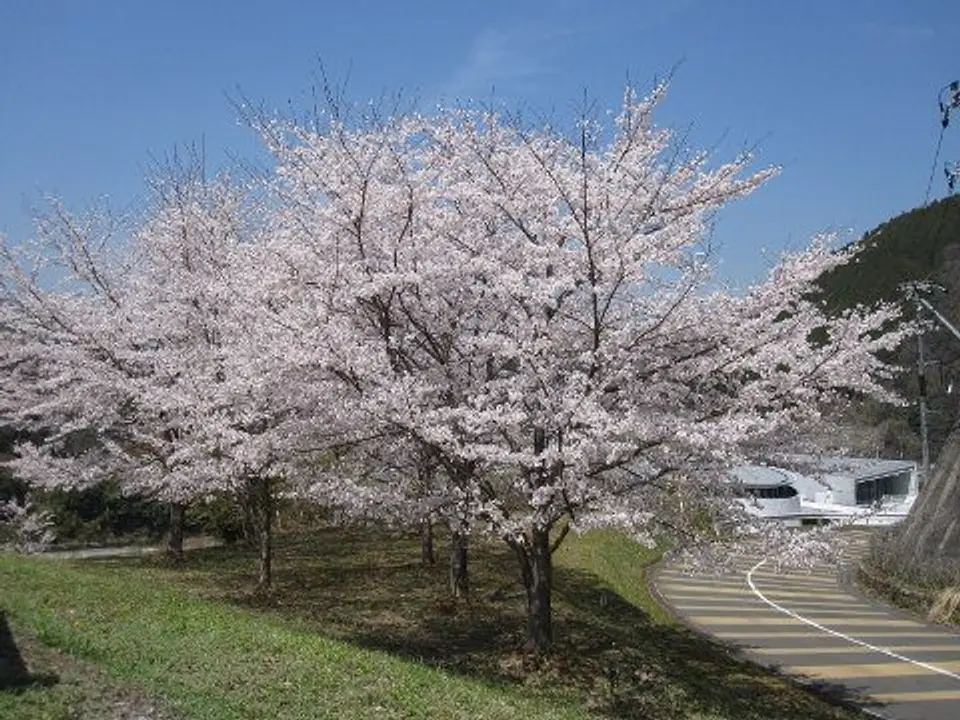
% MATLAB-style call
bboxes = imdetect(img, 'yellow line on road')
[659,594,758,603]
[786,661,960,678]
[750,572,837,582]
[671,604,777,612]
[774,609,889,616]
[657,583,751,594]
[715,631,952,639]
[760,590,859,601]
[872,689,960,702]
[656,576,750,588]
[674,605,889,616]
[767,602,888,611]
[752,645,960,655]
[661,585,853,600]
[692,616,921,626]
[751,579,840,589]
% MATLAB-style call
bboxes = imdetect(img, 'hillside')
[818,195,960,312]
[822,195,960,596]
[815,194,960,461]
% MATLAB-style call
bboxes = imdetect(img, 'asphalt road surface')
[38,536,219,560]
[651,529,960,720]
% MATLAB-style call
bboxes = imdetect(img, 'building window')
[746,485,798,499]
[855,472,911,505]
[856,479,880,505]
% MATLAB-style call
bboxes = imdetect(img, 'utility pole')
[902,282,960,486]
[906,78,960,481]
[917,324,931,483]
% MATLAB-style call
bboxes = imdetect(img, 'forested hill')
[813,194,960,460]
[817,194,960,311]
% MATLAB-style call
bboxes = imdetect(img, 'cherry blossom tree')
[0,163,293,575]
[102,156,319,585]
[259,83,906,654]
[0,201,150,497]
[2,151,390,585]
[132,153,363,586]
[1,80,906,653]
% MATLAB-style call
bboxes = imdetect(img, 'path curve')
[651,529,960,720]
[37,536,220,560]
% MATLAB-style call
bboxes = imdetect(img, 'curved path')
[38,536,219,560]
[651,530,960,720]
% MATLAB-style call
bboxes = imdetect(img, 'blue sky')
[1,0,958,287]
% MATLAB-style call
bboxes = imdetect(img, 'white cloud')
[437,25,570,105]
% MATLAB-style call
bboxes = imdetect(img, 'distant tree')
[0,161,288,573]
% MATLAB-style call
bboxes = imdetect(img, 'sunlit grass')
[555,528,673,624]
[1,551,584,719]
[1,526,868,719]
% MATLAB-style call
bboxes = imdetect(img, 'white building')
[732,456,918,526]
[731,465,805,527]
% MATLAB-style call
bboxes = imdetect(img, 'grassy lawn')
[1,615,178,720]
[1,526,868,719]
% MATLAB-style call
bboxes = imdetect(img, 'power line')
[924,126,946,206]
[924,81,960,206]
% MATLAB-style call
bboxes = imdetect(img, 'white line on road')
[746,559,960,683]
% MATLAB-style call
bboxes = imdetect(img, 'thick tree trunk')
[516,527,553,655]
[167,502,185,561]
[256,478,273,590]
[516,426,555,655]
[449,528,469,597]
[0,610,30,687]
[420,517,436,566]
[242,485,257,548]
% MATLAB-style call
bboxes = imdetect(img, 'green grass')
[1,616,178,720]
[555,529,673,624]
[1,554,580,719]
[1,526,870,719]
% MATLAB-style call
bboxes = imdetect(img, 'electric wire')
[923,124,946,206]
[907,81,959,467]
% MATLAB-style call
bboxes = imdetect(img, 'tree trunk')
[450,528,469,597]
[516,526,553,656]
[256,478,273,591]
[167,502,185,561]
[242,487,257,548]
[0,610,30,687]
[420,516,436,566]
[515,427,554,654]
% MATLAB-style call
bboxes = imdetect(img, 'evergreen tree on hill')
[819,193,960,593]
[817,195,960,313]
[814,195,960,461]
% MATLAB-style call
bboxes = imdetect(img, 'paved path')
[651,530,960,720]
[38,536,219,560]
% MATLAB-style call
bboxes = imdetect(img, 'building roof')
[729,464,793,488]
[777,455,916,482]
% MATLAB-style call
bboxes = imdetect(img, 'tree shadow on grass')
[129,527,873,719]
[550,566,874,719]
[0,610,58,692]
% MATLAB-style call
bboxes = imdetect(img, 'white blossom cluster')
[0,499,56,554]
